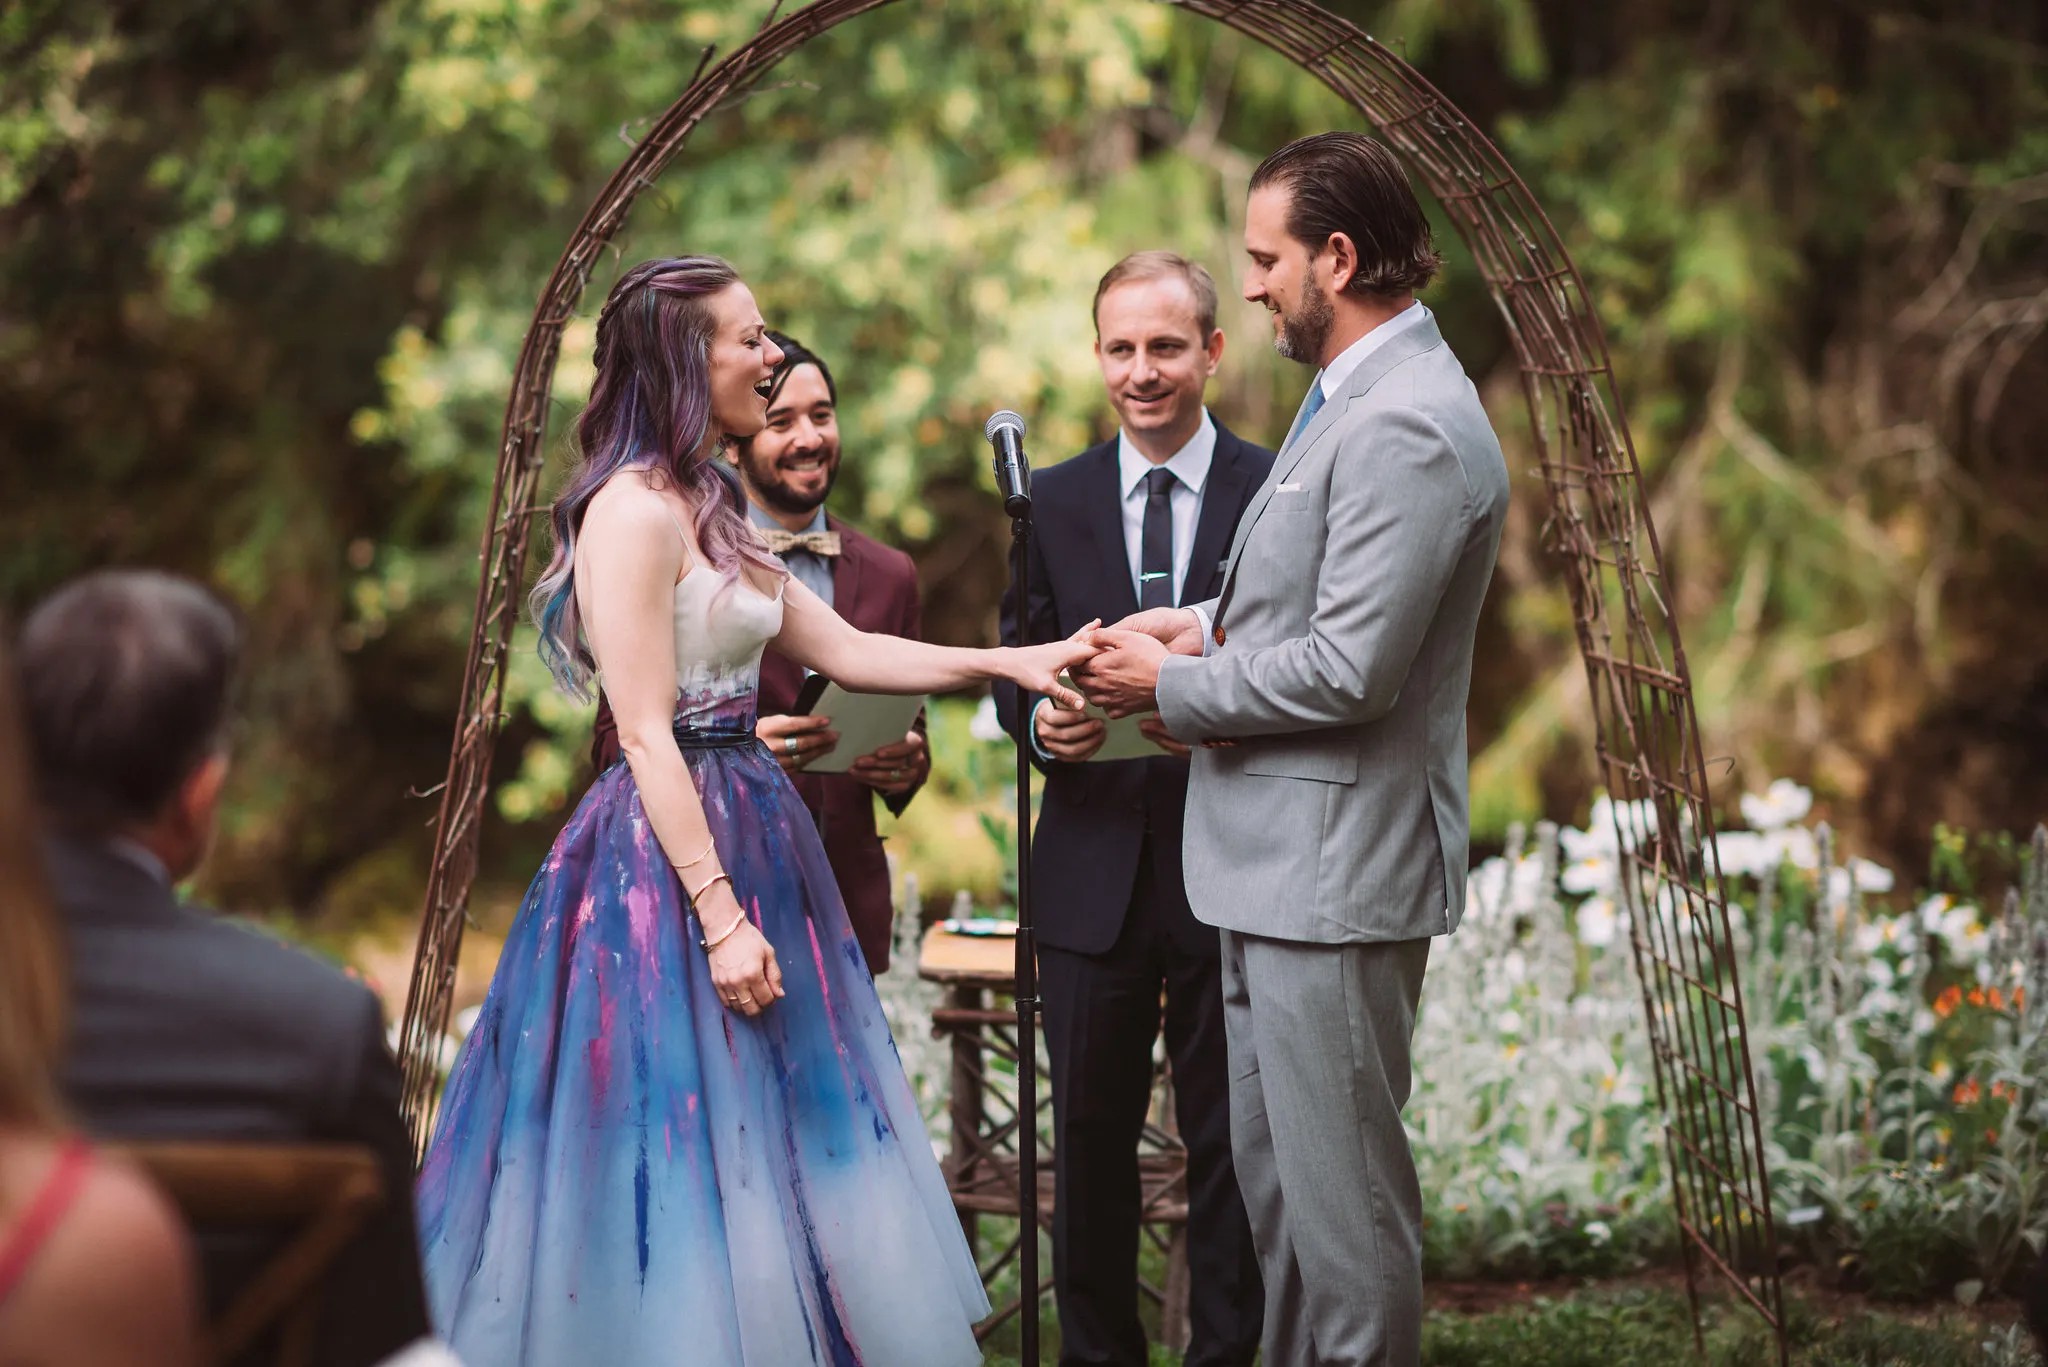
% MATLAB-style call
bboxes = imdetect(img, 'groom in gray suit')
[1076,132,1509,1365]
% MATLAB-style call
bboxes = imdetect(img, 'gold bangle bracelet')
[686,869,732,903]
[699,905,748,951]
[671,835,717,872]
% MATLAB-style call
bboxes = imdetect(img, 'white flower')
[1496,1009,1525,1036]
[968,694,1007,743]
[1711,830,1776,879]
[1765,826,1819,871]
[1584,1220,1613,1245]
[1559,823,1615,864]
[1853,919,1911,956]
[1740,778,1813,832]
[1576,897,1620,947]
[1848,858,1895,893]
[1824,858,1895,904]
[1562,851,1619,897]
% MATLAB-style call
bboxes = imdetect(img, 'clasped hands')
[1036,607,1208,761]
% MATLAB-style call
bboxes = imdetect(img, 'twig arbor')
[394,0,1789,1358]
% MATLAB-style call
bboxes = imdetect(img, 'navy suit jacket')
[996,420,1275,956]
[51,835,431,1367]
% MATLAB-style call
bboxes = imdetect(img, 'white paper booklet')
[1055,674,1164,763]
[793,677,926,774]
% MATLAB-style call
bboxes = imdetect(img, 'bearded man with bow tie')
[590,330,930,972]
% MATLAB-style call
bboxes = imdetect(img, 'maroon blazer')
[590,514,927,972]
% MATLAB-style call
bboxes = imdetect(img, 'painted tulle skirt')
[416,705,988,1366]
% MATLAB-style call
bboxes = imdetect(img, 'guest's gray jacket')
[51,834,431,1367]
[1157,314,1509,944]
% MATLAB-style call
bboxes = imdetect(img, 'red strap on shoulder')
[0,1137,94,1305]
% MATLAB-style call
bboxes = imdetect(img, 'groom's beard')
[1274,278,1335,363]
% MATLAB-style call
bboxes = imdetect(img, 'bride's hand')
[704,893,785,1018]
[1004,621,1100,710]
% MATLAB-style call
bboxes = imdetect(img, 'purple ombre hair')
[530,256,787,696]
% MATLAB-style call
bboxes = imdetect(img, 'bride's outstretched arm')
[773,576,1094,709]
[579,479,784,1016]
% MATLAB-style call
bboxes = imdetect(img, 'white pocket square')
[1275,482,1306,494]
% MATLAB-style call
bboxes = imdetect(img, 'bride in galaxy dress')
[416,256,1094,1366]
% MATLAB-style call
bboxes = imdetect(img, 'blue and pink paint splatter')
[417,694,987,1365]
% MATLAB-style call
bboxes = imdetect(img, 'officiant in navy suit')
[997,252,1270,1366]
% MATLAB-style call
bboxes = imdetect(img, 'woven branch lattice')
[395,1,1786,1357]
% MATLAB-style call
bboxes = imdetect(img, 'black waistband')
[673,725,756,750]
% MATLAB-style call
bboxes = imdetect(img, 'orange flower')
[1935,985,1964,1018]
[1988,988,2006,1011]
[2017,988,2028,1010]
[1987,1129,1999,1146]
[1954,1078,1982,1106]
[1968,987,1988,1008]
[1992,1082,2019,1104]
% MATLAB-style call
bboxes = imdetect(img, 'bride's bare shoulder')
[584,469,686,541]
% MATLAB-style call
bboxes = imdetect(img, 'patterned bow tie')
[761,528,842,558]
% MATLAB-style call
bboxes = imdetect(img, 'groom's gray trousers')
[1220,931,1430,1367]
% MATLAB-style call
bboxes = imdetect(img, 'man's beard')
[739,446,838,517]
[1273,278,1335,363]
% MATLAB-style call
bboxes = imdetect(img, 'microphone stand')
[1008,503,1043,1367]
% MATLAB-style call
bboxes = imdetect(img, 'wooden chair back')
[112,1142,384,1367]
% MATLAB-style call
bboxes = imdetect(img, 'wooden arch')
[396,0,1787,1356]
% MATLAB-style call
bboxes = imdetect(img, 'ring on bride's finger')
[784,736,799,757]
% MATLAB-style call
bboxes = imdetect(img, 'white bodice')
[670,565,784,724]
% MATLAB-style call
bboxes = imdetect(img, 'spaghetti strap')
[659,500,691,548]
[0,1138,94,1306]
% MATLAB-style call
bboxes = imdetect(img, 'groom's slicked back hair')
[1250,132,1443,298]
[16,570,240,834]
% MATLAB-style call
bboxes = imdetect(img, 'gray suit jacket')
[1156,313,1508,944]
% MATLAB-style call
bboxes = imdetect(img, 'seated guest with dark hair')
[0,625,200,1367]
[16,569,432,1367]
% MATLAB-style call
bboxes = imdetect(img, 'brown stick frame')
[394,1,1788,1358]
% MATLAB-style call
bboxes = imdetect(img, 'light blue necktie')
[1284,377,1328,452]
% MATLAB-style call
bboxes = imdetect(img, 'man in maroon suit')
[590,331,929,971]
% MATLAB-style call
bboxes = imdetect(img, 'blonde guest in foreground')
[0,634,199,1367]
[416,255,1095,1366]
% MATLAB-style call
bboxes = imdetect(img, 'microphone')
[984,410,1032,517]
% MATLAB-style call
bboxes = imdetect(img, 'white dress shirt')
[1116,409,1216,607]
[1313,300,1429,405]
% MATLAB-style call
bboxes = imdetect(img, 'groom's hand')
[1106,606,1205,658]
[1137,717,1191,757]
[1075,628,1168,719]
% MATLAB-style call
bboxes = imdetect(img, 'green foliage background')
[3,0,2043,925]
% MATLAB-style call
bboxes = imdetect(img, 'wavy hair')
[531,256,786,696]
[0,625,67,1128]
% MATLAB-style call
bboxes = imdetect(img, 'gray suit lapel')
[1219,315,1447,593]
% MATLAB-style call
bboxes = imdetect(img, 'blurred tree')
[2,0,2041,919]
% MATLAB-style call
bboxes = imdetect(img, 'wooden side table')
[918,923,1192,1349]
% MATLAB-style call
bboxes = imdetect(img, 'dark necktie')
[1140,466,1177,610]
